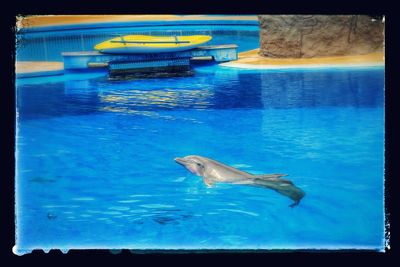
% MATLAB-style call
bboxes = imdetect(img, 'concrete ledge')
[221,49,384,70]
[16,61,64,78]
[220,62,384,70]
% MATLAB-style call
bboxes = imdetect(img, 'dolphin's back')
[201,157,253,180]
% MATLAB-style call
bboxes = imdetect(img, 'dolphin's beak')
[174,157,187,165]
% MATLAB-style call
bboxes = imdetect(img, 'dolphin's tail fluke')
[289,200,300,208]
[249,177,305,207]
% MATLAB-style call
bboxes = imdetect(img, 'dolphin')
[174,155,305,207]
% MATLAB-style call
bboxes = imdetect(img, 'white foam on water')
[101,211,123,215]
[42,205,75,208]
[139,204,175,209]
[108,206,130,211]
[129,209,148,213]
[184,198,198,202]
[86,210,102,214]
[71,197,96,201]
[62,211,74,214]
[119,214,133,217]
[129,194,157,198]
[69,219,88,222]
[117,199,141,203]
[96,217,110,221]
[172,176,187,182]
[218,208,259,217]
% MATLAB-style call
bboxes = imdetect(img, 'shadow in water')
[16,68,384,121]
[259,70,384,108]
[17,79,101,121]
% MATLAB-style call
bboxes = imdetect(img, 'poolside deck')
[223,49,384,69]
[17,15,258,28]
[16,61,64,78]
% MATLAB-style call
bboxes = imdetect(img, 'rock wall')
[258,15,384,58]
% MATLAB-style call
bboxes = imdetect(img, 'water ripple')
[218,208,259,217]
[140,204,175,209]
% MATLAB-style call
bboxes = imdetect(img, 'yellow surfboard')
[95,35,212,54]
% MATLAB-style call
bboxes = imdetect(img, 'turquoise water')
[15,65,385,252]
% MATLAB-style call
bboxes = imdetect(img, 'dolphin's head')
[174,155,207,177]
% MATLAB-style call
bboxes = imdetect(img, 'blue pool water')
[15,65,385,252]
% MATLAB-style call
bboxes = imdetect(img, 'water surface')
[16,66,385,251]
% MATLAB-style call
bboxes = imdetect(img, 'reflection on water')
[108,70,194,80]
[16,67,384,121]
[100,89,213,110]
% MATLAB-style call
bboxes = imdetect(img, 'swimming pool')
[15,63,385,253]
[16,24,259,61]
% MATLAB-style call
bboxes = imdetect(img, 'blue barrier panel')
[62,44,238,70]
